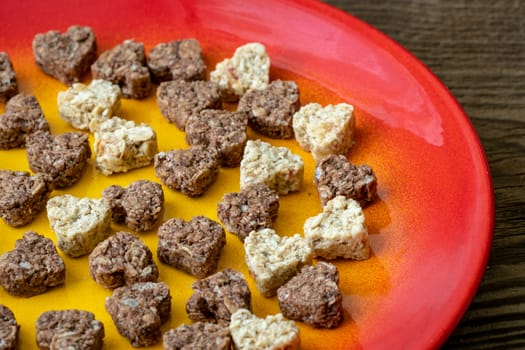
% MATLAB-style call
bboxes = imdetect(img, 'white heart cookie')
[292,102,355,162]
[229,309,300,350]
[304,195,369,260]
[244,228,312,297]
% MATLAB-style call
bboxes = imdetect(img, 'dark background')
[323,1,525,349]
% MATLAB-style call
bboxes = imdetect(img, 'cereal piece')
[0,171,52,227]
[292,102,355,162]
[26,130,90,188]
[157,216,226,278]
[186,269,251,325]
[35,310,104,350]
[240,139,304,195]
[0,231,65,297]
[89,232,159,289]
[0,305,19,350]
[47,194,112,257]
[32,25,97,85]
[94,116,157,176]
[238,79,300,139]
[57,79,121,131]
[217,183,279,241]
[304,196,369,260]
[163,322,231,350]
[105,282,171,347]
[244,228,312,297]
[210,42,270,101]
[148,39,206,83]
[154,147,219,197]
[0,52,17,103]
[277,262,343,328]
[185,109,248,167]
[0,94,49,149]
[102,180,164,231]
[229,309,300,350]
[315,154,378,207]
[91,40,151,99]
[156,80,221,131]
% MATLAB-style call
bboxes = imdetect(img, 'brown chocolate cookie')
[36,309,104,350]
[89,232,159,289]
[26,130,91,188]
[32,25,97,85]
[0,94,49,149]
[105,282,171,347]
[0,170,53,227]
[157,216,226,278]
[0,52,18,103]
[0,231,65,297]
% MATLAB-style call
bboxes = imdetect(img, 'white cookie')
[240,139,303,195]
[210,42,270,100]
[229,309,300,350]
[58,79,121,131]
[47,194,112,257]
[244,228,312,297]
[304,195,369,260]
[293,102,355,162]
[94,116,157,175]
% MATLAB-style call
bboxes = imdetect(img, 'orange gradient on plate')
[0,1,493,349]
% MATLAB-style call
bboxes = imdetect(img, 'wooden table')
[323,1,525,348]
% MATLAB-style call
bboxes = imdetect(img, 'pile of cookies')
[0,25,379,349]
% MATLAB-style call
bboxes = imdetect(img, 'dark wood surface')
[322,0,525,349]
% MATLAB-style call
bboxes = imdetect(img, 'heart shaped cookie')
[33,25,97,85]
[315,154,378,207]
[102,180,164,232]
[0,231,65,297]
[0,170,53,227]
[0,305,19,350]
[277,262,343,328]
[0,52,18,103]
[36,310,104,350]
[91,39,151,99]
[244,228,312,297]
[47,194,112,258]
[217,183,279,241]
[292,102,355,162]
[163,322,231,350]
[229,309,300,350]
[154,146,220,197]
[0,94,49,149]
[106,282,171,347]
[240,139,304,195]
[89,232,159,289]
[26,130,91,188]
[148,38,206,83]
[238,79,300,139]
[186,268,251,325]
[304,195,369,260]
[157,216,226,278]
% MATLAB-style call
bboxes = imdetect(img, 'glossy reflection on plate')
[0,1,493,349]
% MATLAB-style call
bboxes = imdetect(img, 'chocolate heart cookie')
[0,94,49,149]
[105,282,171,347]
[217,183,279,241]
[26,130,91,188]
[36,310,104,350]
[0,231,65,297]
[33,25,97,85]
[0,52,18,103]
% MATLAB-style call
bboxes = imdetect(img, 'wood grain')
[323,0,525,348]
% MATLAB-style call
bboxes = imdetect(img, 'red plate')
[0,1,493,349]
